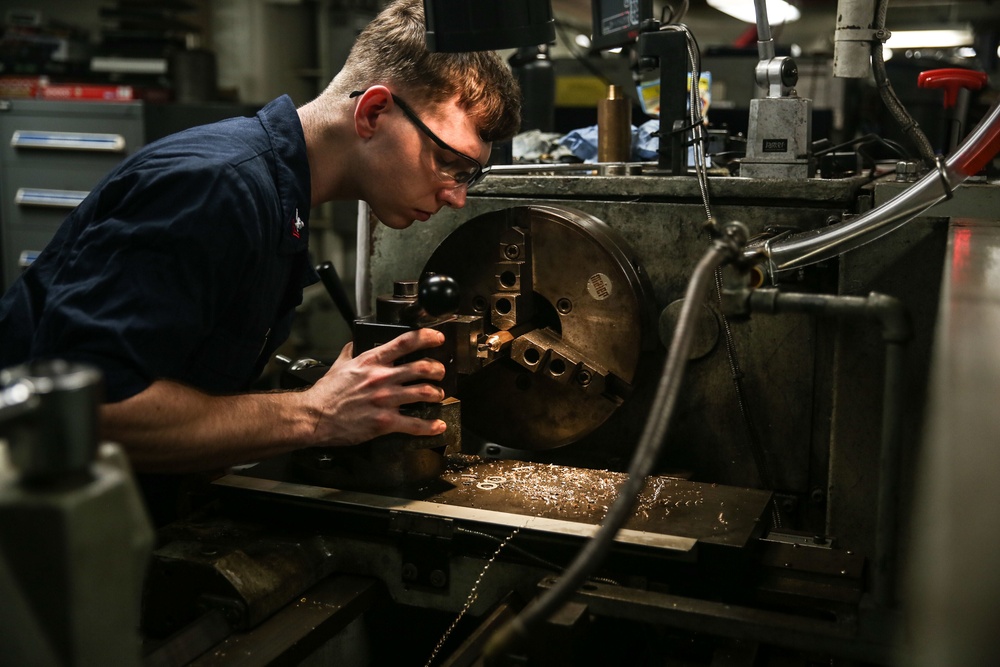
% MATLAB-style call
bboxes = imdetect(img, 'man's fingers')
[385,415,447,438]
[393,357,446,384]
[366,328,444,365]
[390,382,446,406]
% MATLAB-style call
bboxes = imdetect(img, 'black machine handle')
[385,274,462,326]
[416,273,460,319]
[316,261,357,328]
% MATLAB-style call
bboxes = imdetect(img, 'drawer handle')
[11,130,126,152]
[15,187,88,209]
[19,250,40,270]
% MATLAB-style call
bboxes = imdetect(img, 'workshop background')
[5,0,998,362]
[3,1,1000,666]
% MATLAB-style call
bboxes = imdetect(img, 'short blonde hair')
[330,0,521,142]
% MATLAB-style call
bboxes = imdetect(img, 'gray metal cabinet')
[0,99,144,290]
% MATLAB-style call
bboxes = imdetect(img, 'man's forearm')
[100,330,448,474]
[100,379,318,473]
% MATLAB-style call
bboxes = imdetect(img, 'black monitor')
[590,0,652,51]
[424,0,555,52]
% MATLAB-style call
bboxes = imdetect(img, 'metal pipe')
[756,97,1000,274]
[740,289,911,608]
[833,0,877,79]
[875,338,906,607]
[486,163,604,174]
[355,201,373,318]
[754,0,775,62]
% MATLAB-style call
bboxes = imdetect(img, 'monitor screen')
[424,0,555,52]
[591,0,652,51]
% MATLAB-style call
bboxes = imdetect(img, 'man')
[0,0,521,516]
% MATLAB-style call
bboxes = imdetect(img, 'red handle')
[918,68,989,109]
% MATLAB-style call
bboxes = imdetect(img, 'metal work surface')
[904,217,1000,666]
[432,459,768,548]
[468,173,866,204]
[218,457,772,552]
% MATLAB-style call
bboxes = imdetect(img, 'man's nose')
[438,184,467,209]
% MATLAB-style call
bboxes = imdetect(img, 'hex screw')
[401,562,418,582]
[504,244,520,259]
[429,570,448,588]
[576,370,592,386]
[780,496,798,514]
[556,298,572,314]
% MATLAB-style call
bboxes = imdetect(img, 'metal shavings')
[439,461,705,520]
[424,527,520,667]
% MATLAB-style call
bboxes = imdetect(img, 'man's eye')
[437,154,464,171]
[435,156,469,179]
[450,167,475,183]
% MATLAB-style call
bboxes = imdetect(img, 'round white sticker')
[587,273,612,300]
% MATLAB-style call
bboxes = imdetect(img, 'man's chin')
[387,217,415,230]
[373,210,416,230]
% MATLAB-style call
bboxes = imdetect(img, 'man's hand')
[303,327,447,446]
[99,328,447,473]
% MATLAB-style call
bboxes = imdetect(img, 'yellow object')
[638,72,712,118]
[555,75,610,107]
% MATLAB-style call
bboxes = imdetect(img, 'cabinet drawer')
[10,129,127,152]
[2,226,62,287]
[1,101,144,170]
[15,188,88,210]
[0,100,143,290]
[4,162,111,200]
[3,142,136,180]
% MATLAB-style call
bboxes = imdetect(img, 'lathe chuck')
[423,204,656,450]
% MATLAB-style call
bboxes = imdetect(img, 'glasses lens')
[444,160,480,185]
[467,165,488,187]
[390,93,487,188]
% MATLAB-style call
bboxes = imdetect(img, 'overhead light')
[885,28,974,49]
[707,0,801,25]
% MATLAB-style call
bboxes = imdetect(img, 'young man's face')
[368,94,491,230]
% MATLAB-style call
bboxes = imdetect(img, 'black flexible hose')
[872,0,937,165]
[482,237,741,664]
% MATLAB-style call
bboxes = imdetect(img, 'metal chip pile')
[439,460,705,520]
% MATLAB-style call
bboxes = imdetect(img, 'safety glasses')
[350,90,489,188]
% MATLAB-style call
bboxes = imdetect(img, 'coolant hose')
[756,97,1000,275]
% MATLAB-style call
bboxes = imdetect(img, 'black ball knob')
[780,58,799,87]
[419,274,460,317]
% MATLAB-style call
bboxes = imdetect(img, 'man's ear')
[353,86,392,139]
